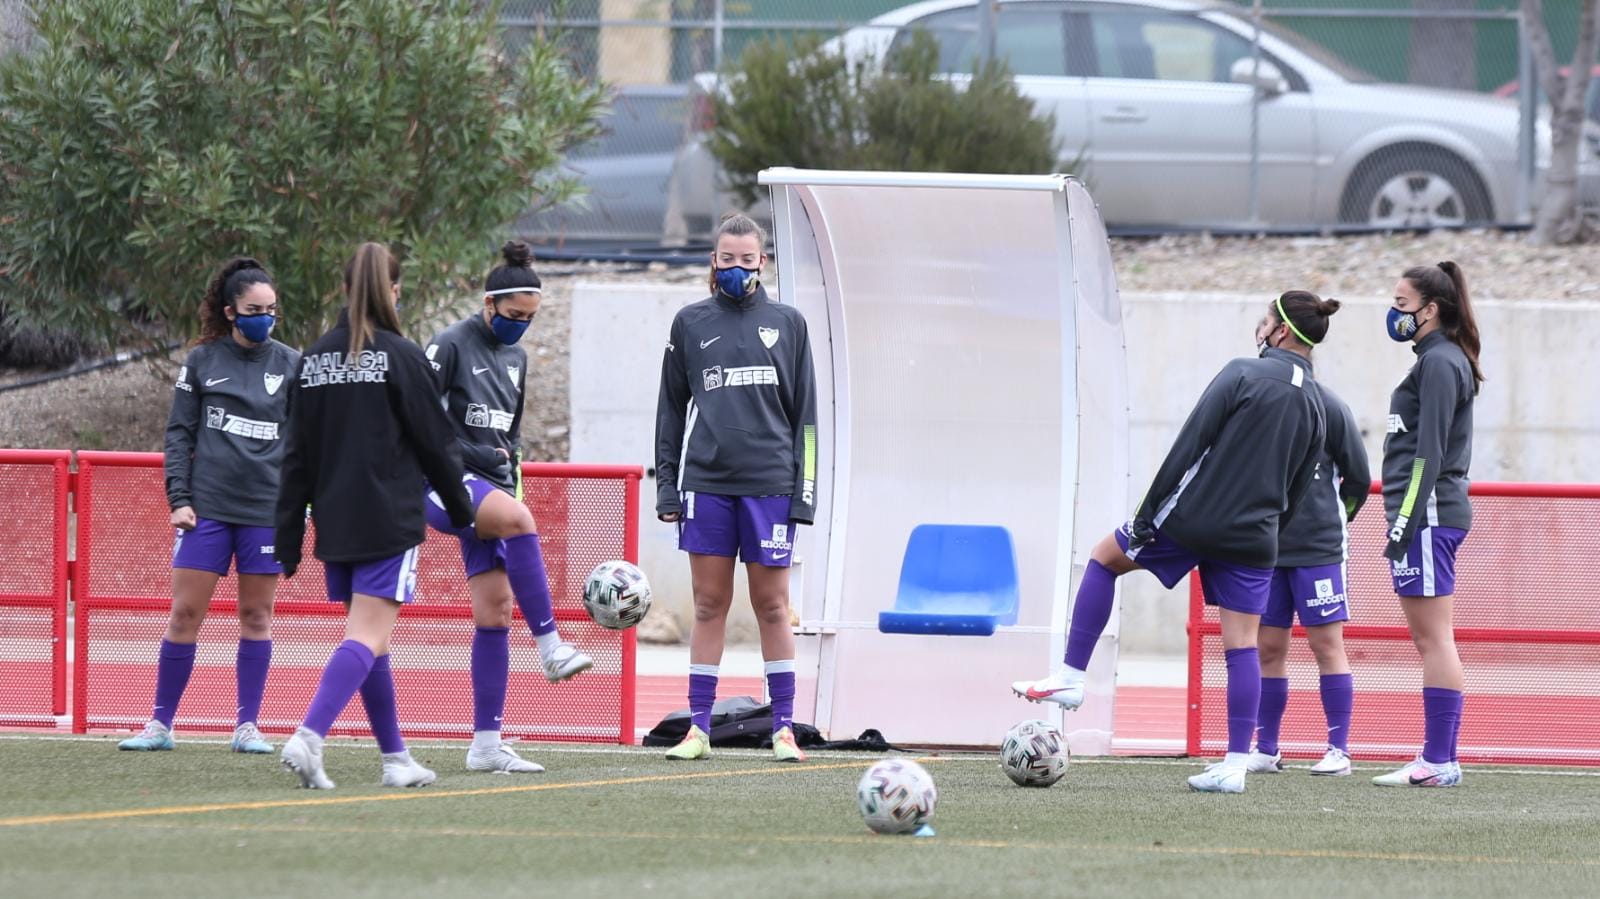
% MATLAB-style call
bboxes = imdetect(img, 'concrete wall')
[571,282,1600,655]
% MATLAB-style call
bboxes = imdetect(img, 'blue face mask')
[714,265,760,299]
[1386,307,1420,342]
[235,312,275,344]
[490,313,532,345]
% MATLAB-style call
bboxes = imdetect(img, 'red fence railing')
[0,450,71,727]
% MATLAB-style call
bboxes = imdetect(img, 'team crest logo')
[264,372,284,395]
[507,365,520,383]
[1315,578,1334,598]
[702,366,723,391]
[758,326,780,349]
[206,406,225,429]
[465,403,490,428]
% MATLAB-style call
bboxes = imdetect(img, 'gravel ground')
[2,230,1594,454]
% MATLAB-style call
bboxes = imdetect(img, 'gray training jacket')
[426,314,527,493]
[1135,348,1326,569]
[164,335,301,527]
[1277,383,1371,568]
[1381,330,1475,560]
[655,285,818,524]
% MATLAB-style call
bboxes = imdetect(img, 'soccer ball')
[582,560,652,630]
[1000,719,1069,787]
[856,758,937,835]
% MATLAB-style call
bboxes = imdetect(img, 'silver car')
[665,0,1600,234]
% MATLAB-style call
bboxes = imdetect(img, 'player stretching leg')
[274,243,475,790]
[423,241,592,775]
[1371,262,1482,789]
[121,258,298,754]
[654,213,819,763]
[1013,292,1339,793]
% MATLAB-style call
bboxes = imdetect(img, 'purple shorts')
[1115,522,1272,615]
[1263,562,1349,629]
[324,547,420,605]
[678,492,795,567]
[1391,525,1467,597]
[172,517,282,576]
[425,473,504,578]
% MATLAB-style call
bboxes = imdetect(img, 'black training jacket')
[1134,348,1326,569]
[426,314,527,492]
[1381,330,1476,560]
[275,311,473,567]
[1277,382,1371,568]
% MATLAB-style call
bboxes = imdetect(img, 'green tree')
[710,31,1064,208]
[0,0,606,348]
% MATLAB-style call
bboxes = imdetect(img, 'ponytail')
[1401,261,1485,393]
[198,257,272,344]
[341,242,402,361]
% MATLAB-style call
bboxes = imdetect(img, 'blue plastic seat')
[877,524,1019,637]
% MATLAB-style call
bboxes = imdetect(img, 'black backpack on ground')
[642,695,904,751]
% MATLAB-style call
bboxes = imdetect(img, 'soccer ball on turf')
[856,758,937,835]
[582,560,652,630]
[1000,719,1070,787]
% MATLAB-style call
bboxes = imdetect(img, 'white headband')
[484,286,541,297]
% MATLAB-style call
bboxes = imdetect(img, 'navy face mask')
[235,312,275,344]
[1386,307,1420,342]
[714,265,760,299]
[490,313,532,345]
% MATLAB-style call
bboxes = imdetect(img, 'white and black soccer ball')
[1000,719,1070,787]
[582,560,652,630]
[856,758,937,835]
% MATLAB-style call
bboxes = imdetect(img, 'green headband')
[1275,296,1317,346]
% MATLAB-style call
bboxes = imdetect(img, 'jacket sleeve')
[787,315,819,525]
[1133,363,1239,524]
[393,341,474,528]
[654,314,691,516]
[425,333,501,474]
[1328,400,1371,523]
[163,352,202,510]
[1384,356,1459,560]
[273,364,312,572]
[1283,407,1326,523]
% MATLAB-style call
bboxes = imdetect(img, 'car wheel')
[1340,149,1492,228]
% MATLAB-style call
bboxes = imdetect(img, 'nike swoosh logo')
[205,378,229,386]
[1320,607,1339,617]
[1024,686,1066,700]
[699,336,721,349]
[1397,577,1419,588]
[1409,773,1441,785]
[538,618,554,628]
[472,366,490,375]
[772,552,789,560]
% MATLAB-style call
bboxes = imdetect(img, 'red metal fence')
[0,450,70,727]
[1188,481,1600,766]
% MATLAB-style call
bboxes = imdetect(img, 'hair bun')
[501,240,533,269]
[1316,297,1342,316]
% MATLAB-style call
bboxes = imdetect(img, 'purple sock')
[688,664,718,734]
[1451,696,1464,762]
[504,534,558,637]
[1320,673,1354,752]
[302,639,376,738]
[1063,560,1117,670]
[235,638,272,726]
[1421,686,1461,765]
[1224,647,1261,755]
[358,654,405,755]
[151,639,197,728]
[472,626,510,733]
[766,660,796,733]
[1254,677,1289,756]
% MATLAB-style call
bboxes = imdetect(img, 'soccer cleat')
[231,722,274,754]
[466,741,545,774]
[1010,671,1084,710]
[1187,761,1247,793]
[1245,750,1284,774]
[281,727,336,790]
[772,726,806,763]
[118,721,176,751]
[665,724,711,761]
[1310,747,1353,777]
[381,754,437,788]
[542,642,594,683]
[1372,756,1461,787]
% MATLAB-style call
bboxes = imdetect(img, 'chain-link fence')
[503,1,1598,245]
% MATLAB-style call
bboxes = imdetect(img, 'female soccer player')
[654,212,818,763]
[1246,327,1370,778]
[423,241,592,775]
[274,242,474,790]
[1013,291,1337,793]
[1371,261,1481,788]
[120,258,298,754]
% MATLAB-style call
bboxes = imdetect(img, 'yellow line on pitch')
[0,759,894,828]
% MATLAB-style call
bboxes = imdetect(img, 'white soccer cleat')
[542,642,594,683]
[1372,756,1461,787]
[1010,670,1085,710]
[281,727,336,790]
[1187,761,1247,794]
[1310,747,1353,777]
[381,753,437,788]
[466,741,546,774]
[1245,750,1283,774]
